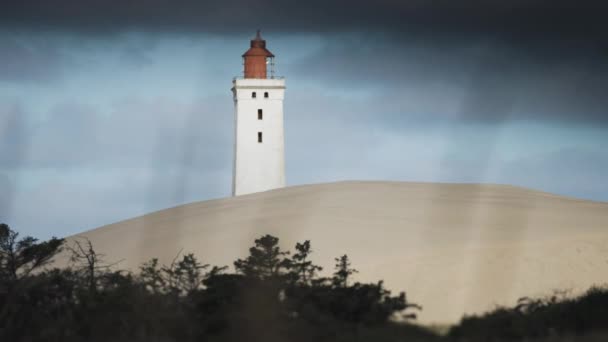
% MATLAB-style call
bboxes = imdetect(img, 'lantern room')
[242,30,275,79]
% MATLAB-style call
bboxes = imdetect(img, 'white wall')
[232,78,286,196]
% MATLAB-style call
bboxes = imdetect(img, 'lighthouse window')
[258,132,263,143]
[252,92,257,98]
[258,109,263,120]
[264,92,269,98]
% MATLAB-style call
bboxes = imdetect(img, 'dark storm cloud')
[0,33,160,82]
[288,32,608,126]
[0,35,69,82]
[2,1,607,40]
[4,1,607,124]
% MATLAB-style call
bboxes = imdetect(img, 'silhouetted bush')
[449,287,608,341]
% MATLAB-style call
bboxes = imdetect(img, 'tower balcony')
[232,77,286,89]
[233,76,285,81]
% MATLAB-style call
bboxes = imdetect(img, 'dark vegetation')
[1,222,607,342]
[449,287,608,341]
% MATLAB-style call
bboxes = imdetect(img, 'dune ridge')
[62,181,608,324]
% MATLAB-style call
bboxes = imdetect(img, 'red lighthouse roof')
[242,30,275,79]
[242,30,274,58]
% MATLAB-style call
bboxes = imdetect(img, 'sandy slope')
[61,181,608,324]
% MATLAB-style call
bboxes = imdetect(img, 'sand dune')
[61,181,608,324]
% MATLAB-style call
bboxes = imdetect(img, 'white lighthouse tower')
[232,31,286,196]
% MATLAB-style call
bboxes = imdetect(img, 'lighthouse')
[232,31,286,196]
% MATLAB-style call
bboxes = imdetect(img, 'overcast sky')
[1,1,607,239]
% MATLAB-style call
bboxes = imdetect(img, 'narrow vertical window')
[258,132,263,143]
[264,92,269,98]
[252,92,257,98]
[258,109,263,120]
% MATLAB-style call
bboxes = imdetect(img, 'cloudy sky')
[1,1,607,239]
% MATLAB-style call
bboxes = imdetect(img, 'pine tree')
[234,234,290,279]
[332,254,357,288]
[290,240,323,285]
